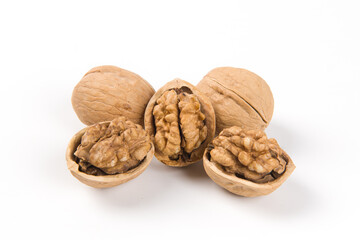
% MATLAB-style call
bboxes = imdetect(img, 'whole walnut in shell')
[203,126,295,197]
[144,79,215,167]
[72,65,155,126]
[66,117,154,188]
[197,67,274,134]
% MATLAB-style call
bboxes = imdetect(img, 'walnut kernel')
[144,79,215,167]
[75,117,151,175]
[203,126,295,197]
[210,127,286,183]
[66,117,154,188]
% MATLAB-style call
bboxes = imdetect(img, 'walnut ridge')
[144,79,215,167]
[66,117,154,188]
[197,67,274,134]
[203,126,295,197]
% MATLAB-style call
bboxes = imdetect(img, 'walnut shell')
[203,126,295,197]
[144,78,215,167]
[197,67,274,134]
[66,119,154,188]
[72,65,155,126]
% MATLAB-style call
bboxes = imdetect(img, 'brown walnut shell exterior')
[197,67,274,134]
[203,148,295,197]
[66,126,154,188]
[72,65,155,126]
[144,78,216,167]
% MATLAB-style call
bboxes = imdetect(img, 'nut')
[203,126,295,197]
[66,117,154,188]
[72,65,155,126]
[197,67,274,134]
[144,79,215,167]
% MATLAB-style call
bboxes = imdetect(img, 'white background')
[1,0,359,239]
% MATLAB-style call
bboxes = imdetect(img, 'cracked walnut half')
[209,126,288,183]
[144,79,215,167]
[74,117,152,175]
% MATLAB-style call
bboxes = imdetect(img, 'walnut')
[197,67,274,134]
[152,90,207,158]
[66,117,154,188]
[144,79,215,167]
[72,65,155,126]
[203,126,295,197]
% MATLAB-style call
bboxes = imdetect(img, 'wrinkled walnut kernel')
[153,89,207,161]
[209,126,287,183]
[74,117,151,175]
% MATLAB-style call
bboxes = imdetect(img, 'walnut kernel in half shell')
[66,117,154,188]
[72,65,155,126]
[197,67,274,134]
[144,79,215,167]
[203,126,295,197]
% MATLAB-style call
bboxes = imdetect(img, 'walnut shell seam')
[197,67,274,133]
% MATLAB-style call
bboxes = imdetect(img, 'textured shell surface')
[72,65,155,126]
[197,67,274,134]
